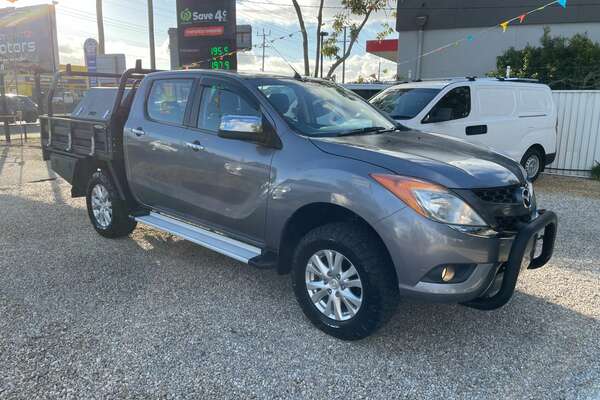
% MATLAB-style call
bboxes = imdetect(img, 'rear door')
[125,77,195,211]
[176,76,275,243]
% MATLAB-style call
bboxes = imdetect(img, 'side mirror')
[218,114,263,142]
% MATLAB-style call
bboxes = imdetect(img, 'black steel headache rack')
[41,60,158,161]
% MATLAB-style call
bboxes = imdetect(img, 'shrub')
[592,162,600,181]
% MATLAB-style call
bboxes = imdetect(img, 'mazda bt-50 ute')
[41,65,557,340]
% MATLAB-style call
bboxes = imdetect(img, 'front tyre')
[292,222,399,340]
[521,147,544,181]
[86,170,136,238]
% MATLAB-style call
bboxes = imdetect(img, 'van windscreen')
[370,88,441,120]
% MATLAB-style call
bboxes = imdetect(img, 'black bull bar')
[464,210,558,310]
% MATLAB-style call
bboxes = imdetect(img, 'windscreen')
[254,78,395,137]
[370,88,441,120]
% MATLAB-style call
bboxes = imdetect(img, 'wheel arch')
[522,144,547,170]
[72,158,128,201]
[276,202,395,279]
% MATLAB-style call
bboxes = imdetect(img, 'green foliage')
[492,28,600,90]
[592,162,600,181]
[321,0,390,61]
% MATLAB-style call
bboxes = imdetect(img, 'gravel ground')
[1,142,599,399]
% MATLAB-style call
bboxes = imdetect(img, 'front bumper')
[375,207,557,305]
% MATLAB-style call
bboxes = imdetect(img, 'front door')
[418,86,475,143]
[125,78,194,211]
[176,77,275,243]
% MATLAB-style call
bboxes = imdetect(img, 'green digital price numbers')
[210,46,230,57]
[209,45,232,70]
[211,60,231,70]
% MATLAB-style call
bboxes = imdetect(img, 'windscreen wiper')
[336,126,393,137]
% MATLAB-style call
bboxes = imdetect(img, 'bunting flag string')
[397,0,568,67]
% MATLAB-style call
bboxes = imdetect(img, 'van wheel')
[86,171,136,238]
[521,148,544,181]
[291,222,399,340]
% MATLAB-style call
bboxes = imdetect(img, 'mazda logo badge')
[521,188,532,209]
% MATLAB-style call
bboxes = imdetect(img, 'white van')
[370,78,557,180]
[342,83,394,100]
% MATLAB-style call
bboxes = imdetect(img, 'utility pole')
[0,65,10,143]
[96,0,105,55]
[319,31,328,78]
[148,0,156,69]
[342,26,347,84]
[257,29,271,72]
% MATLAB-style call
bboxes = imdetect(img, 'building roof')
[396,0,600,31]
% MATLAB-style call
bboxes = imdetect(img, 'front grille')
[469,185,533,232]
[472,185,520,204]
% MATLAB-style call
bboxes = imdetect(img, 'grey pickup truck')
[42,64,557,340]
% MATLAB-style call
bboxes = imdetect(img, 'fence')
[548,91,600,177]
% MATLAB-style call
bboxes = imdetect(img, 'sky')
[6,0,399,82]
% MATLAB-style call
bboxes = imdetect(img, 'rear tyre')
[291,222,399,340]
[86,170,136,238]
[521,147,544,181]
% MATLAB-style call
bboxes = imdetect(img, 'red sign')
[183,26,225,37]
[366,39,398,53]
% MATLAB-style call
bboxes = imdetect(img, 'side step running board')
[134,212,261,264]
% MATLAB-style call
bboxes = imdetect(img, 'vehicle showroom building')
[366,0,600,80]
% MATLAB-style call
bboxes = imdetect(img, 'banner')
[0,4,59,72]
[83,38,98,87]
[176,0,237,70]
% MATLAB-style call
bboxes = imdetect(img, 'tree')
[291,0,310,76]
[491,28,600,90]
[291,0,391,79]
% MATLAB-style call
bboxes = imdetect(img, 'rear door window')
[146,79,193,125]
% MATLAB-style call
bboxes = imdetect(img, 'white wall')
[397,23,600,80]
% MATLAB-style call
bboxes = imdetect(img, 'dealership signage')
[84,38,98,87]
[0,5,59,72]
[176,0,237,70]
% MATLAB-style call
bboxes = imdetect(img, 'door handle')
[131,127,145,137]
[466,125,488,136]
[185,140,204,152]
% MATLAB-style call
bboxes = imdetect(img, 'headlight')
[371,174,487,226]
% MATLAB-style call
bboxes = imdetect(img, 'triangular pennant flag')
[558,0,567,8]
[467,34,474,42]
[454,41,460,47]
[518,14,527,23]
[500,21,510,32]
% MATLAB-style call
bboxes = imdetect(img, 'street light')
[319,31,329,78]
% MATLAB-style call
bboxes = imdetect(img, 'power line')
[239,0,395,10]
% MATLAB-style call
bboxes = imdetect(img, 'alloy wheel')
[305,250,363,321]
[91,183,113,228]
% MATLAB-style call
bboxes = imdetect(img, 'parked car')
[42,68,557,340]
[370,78,558,180]
[342,83,393,100]
[3,94,39,123]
